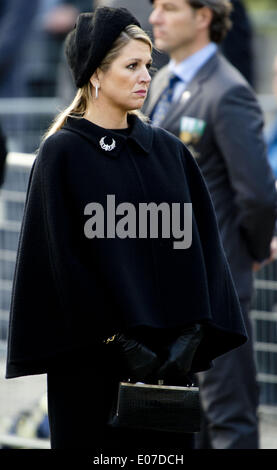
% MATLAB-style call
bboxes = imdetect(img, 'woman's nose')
[141,67,152,84]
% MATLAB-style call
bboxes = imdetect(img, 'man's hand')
[253,236,277,272]
[44,5,79,35]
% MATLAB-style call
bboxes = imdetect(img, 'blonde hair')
[43,25,152,141]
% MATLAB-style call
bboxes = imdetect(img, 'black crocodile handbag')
[108,381,200,434]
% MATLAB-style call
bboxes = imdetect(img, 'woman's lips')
[135,90,147,96]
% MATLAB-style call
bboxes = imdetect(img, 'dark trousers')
[47,343,195,451]
[195,301,259,449]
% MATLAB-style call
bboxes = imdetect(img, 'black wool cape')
[6,114,247,378]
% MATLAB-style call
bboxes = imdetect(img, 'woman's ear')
[90,68,103,88]
[90,71,99,89]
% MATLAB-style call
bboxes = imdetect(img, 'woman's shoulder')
[33,131,78,182]
[36,128,78,164]
[40,127,76,152]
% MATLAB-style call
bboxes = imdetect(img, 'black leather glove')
[114,332,162,382]
[157,324,204,383]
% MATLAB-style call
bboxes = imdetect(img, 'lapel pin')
[181,90,191,102]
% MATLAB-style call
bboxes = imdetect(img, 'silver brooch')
[99,136,116,152]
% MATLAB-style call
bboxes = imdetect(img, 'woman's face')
[96,39,152,113]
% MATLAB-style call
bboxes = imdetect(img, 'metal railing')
[0,153,35,355]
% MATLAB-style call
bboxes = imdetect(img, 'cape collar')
[62,113,153,157]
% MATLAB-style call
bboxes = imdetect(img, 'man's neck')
[171,39,211,64]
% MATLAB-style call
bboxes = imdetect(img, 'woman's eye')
[127,62,152,71]
[127,63,137,70]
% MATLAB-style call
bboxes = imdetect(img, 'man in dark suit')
[145,0,277,449]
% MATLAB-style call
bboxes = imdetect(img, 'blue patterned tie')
[151,74,180,126]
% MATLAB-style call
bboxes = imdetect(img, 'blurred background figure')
[55,1,96,105]
[1,1,96,100]
[0,0,40,153]
[265,54,277,179]
[221,0,254,87]
[0,0,40,98]
[0,123,7,187]
[0,1,95,153]
[24,0,95,99]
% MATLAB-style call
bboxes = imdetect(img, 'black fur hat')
[65,7,141,88]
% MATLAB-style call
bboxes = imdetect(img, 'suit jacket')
[0,122,7,186]
[6,114,247,378]
[145,52,277,301]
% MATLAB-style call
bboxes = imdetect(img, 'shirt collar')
[63,114,153,157]
[169,42,218,86]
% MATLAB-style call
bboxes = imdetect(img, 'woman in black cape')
[6,7,247,451]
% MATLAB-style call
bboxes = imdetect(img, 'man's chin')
[153,38,169,53]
